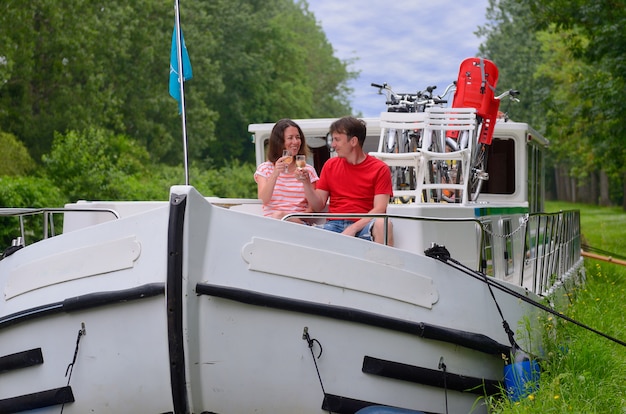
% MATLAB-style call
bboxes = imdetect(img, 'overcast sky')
[305,0,490,117]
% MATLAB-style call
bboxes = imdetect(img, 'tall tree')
[476,0,552,131]
[189,0,355,166]
[0,0,190,162]
[0,0,354,169]
[0,131,35,176]
[524,0,626,207]
[534,29,602,202]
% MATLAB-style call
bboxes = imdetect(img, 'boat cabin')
[249,117,549,212]
[1,116,577,299]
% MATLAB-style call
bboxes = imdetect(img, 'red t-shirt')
[317,155,393,216]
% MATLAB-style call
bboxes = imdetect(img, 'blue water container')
[503,359,541,401]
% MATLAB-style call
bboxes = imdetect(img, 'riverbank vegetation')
[487,201,626,413]
[1,2,623,410]
[1,1,625,209]
[478,0,626,207]
[0,1,354,168]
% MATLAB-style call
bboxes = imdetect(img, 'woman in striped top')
[254,119,324,223]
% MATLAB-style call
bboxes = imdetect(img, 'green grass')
[486,201,626,413]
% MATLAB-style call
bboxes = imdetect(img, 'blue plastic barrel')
[503,359,541,401]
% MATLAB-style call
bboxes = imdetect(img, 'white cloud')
[306,0,490,117]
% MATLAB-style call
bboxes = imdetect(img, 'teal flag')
[169,26,192,113]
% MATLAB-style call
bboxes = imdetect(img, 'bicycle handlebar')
[495,89,520,101]
[373,82,520,112]
[372,81,454,112]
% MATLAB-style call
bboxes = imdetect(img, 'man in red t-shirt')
[315,116,394,245]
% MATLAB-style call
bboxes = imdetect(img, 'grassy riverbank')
[487,201,626,413]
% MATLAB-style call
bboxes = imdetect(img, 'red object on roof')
[451,57,501,144]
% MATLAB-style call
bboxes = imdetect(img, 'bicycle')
[409,83,462,203]
[465,88,521,201]
[371,82,455,202]
[495,89,520,122]
[430,88,521,203]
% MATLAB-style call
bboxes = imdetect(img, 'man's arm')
[341,194,389,236]
[313,188,330,213]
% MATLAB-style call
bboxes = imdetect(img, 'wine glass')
[296,155,306,170]
[282,149,293,173]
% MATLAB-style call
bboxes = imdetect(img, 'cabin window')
[310,146,330,176]
[484,138,515,194]
[480,221,494,276]
[527,141,544,214]
[502,218,514,276]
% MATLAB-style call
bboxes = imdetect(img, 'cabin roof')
[249,117,548,147]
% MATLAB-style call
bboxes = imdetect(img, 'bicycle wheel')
[468,143,489,201]
[406,130,420,192]
[425,130,458,203]
[385,128,400,153]
[447,126,490,202]
[385,129,408,202]
[397,130,416,203]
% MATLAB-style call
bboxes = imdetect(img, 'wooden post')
[581,250,626,267]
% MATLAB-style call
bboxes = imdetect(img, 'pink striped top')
[254,162,319,216]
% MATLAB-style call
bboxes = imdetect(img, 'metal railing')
[283,210,583,296]
[523,210,583,296]
[0,207,120,247]
[1,206,582,297]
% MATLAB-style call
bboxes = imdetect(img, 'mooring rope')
[61,322,86,414]
[582,244,626,261]
[302,327,331,414]
[425,244,526,358]
[582,244,626,267]
[438,357,449,414]
[424,244,626,348]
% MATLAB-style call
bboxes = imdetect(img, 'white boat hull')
[0,185,582,413]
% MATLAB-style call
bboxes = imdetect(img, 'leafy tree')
[132,161,257,200]
[289,1,357,117]
[0,176,66,247]
[523,0,626,207]
[479,0,625,205]
[191,160,257,198]
[188,0,355,167]
[0,1,185,162]
[534,30,604,173]
[42,128,154,201]
[0,131,35,176]
[0,0,358,213]
[39,126,257,202]
[0,0,354,170]
[476,0,552,131]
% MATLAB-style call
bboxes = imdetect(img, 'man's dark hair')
[329,116,367,147]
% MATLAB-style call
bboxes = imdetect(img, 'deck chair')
[416,107,477,204]
[369,112,427,201]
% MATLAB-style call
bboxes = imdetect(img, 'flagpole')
[174,0,190,185]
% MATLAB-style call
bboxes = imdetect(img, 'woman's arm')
[256,171,279,204]
[297,168,325,212]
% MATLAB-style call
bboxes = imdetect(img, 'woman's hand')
[294,167,309,182]
[274,156,289,176]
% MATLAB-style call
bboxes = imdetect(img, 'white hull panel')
[0,185,581,413]
[179,186,534,413]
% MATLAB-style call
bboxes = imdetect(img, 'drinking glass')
[282,150,293,172]
[296,155,306,170]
